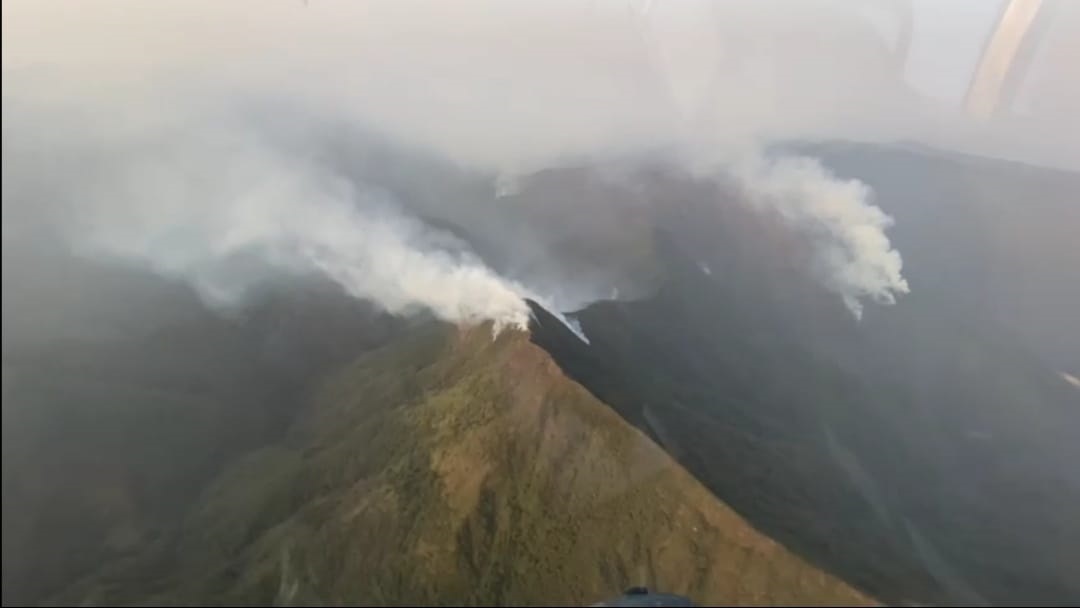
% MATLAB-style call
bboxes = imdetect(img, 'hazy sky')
[3,0,1075,169]
[0,0,1008,103]
[2,0,1004,100]
[906,0,1004,102]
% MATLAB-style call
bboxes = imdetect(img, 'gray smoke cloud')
[5,0,1067,326]
[80,135,536,331]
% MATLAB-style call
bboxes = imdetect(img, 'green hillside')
[1,256,403,605]
[52,323,870,606]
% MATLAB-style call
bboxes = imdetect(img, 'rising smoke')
[0,0,942,327]
[3,107,537,330]
[727,154,910,319]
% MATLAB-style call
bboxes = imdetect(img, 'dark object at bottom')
[593,587,695,606]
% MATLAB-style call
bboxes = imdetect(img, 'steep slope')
[527,179,1080,606]
[2,251,404,605]
[57,323,870,606]
[803,141,1080,371]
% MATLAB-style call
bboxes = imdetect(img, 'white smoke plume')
[4,111,535,331]
[728,154,910,319]
[18,0,1071,324]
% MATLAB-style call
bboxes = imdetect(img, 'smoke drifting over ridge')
[84,136,536,331]
[6,0,1025,325]
[3,106,539,330]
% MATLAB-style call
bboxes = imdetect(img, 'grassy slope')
[1,255,403,605]
[62,323,869,606]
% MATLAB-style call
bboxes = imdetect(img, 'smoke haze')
[4,0,1072,325]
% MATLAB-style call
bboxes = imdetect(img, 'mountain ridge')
[46,320,871,606]
[5,140,1078,606]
